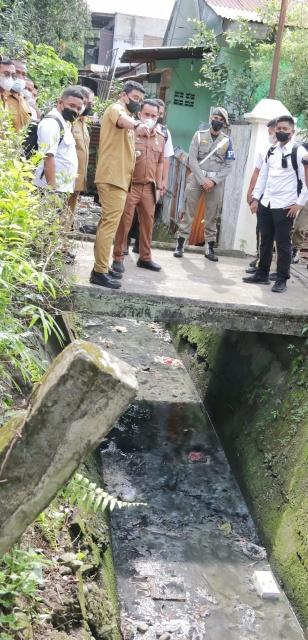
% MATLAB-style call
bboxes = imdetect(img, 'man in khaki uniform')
[68,86,94,220]
[174,108,235,261]
[90,81,150,289]
[8,59,31,131]
[0,57,31,131]
[112,100,165,273]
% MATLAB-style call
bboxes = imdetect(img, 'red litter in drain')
[188,451,207,463]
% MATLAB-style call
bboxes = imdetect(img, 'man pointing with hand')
[90,81,150,289]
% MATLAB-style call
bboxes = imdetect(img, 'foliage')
[62,472,147,514]
[0,0,90,66]
[0,107,67,420]
[92,81,124,119]
[0,546,47,638]
[189,8,308,125]
[24,42,78,110]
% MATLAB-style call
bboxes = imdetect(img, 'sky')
[87,0,175,20]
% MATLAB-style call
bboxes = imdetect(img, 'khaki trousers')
[178,174,222,244]
[94,183,128,273]
[113,183,155,262]
[292,204,308,249]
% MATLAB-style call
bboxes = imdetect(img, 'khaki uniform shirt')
[133,128,165,185]
[189,128,235,186]
[95,101,135,191]
[6,92,31,131]
[72,116,90,192]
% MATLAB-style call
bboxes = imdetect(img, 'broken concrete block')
[0,340,137,555]
[253,570,280,599]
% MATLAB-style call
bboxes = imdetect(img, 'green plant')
[0,107,68,420]
[92,81,123,119]
[62,472,147,514]
[0,546,47,638]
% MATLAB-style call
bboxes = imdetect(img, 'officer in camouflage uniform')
[174,107,235,261]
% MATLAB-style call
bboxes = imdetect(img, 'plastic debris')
[113,326,128,334]
[188,451,211,463]
[154,356,183,367]
[253,570,280,599]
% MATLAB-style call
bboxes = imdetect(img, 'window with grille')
[173,91,195,107]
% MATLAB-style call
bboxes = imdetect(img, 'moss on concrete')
[171,326,308,627]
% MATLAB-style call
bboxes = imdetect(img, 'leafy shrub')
[0,107,68,420]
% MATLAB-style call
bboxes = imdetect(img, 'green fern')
[64,473,146,514]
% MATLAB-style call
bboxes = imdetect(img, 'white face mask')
[11,78,26,93]
[268,133,277,145]
[141,117,157,130]
[0,75,14,92]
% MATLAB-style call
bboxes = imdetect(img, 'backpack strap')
[291,143,302,196]
[266,145,276,161]
[44,114,65,143]
[40,115,65,180]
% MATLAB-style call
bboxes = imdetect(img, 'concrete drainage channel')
[81,315,305,640]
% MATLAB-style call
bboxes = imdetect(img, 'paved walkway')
[69,241,308,336]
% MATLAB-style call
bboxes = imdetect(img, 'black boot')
[205,241,218,262]
[173,236,185,258]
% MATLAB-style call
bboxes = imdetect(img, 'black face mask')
[62,107,78,122]
[211,119,224,132]
[127,98,141,114]
[82,106,93,116]
[276,131,290,143]
[157,116,164,125]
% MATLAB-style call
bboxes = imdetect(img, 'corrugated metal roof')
[206,0,264,22]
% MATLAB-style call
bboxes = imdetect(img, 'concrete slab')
[67,241,308,336]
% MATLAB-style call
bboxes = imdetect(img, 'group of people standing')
[2,55,308,294]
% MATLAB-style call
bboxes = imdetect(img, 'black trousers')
[256,203,293,280]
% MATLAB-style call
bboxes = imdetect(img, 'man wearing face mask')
[34,86,84,194]
[0,57,30,131]
[243,115,308,293]
[174,107,235,261]
[7,59,31,131]
[245,119,277,274]
[68,86,94,220]
[91,81,150,289]
[112,99,165,273]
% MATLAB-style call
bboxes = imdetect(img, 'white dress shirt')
[34,108,78,193]
[157,123,174,158]
[253,141,308,208]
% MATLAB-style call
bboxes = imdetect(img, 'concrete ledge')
[61,285,308,336]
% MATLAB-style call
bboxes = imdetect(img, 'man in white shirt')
[34,86,84,193]
[243,115,308,293]
[155,98,174,194]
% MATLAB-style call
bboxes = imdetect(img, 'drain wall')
[171,326,308,628]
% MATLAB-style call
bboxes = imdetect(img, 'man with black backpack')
[34,86,84,193]
[243,115,308,293]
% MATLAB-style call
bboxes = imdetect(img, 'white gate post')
[232,98,291,255]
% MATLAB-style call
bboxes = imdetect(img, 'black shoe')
[205,241,218,262]
[111,260,125,274]
[79,223,97,235]
[136,259,161,271]
[132,239,139,254]
[173,236,185,258]
[249,258,258,268]
[108,268,122,280]
[272,278,287,293]
[269,271,278,281]
[242,274,270,284]
[245,265,257,274]
[90,270,121,289]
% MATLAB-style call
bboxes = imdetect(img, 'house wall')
[163,0,199,46]
[113,13,168,67]
[156,58,213,151]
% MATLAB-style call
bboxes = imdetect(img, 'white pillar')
[232,98,291,255]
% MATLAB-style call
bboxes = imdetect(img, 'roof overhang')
[121,46,206,64]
